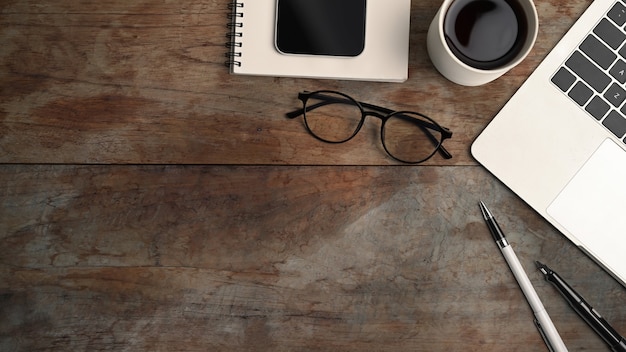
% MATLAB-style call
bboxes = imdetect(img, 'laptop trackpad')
[547,139,626,273]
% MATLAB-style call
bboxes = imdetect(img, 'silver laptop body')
[472,0,626,287]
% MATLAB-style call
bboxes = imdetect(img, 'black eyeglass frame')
[286,90,453,164]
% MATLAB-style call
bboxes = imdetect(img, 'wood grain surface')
[1,0,624,351]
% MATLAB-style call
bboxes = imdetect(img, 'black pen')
[536,261,626,352]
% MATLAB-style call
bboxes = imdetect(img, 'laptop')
[472,0,626,287]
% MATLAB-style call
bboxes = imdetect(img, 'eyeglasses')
[286,90,453,164]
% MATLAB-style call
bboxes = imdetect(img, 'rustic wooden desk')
[1,0,624,350]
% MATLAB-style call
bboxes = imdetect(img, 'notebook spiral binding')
[225,2,244,67]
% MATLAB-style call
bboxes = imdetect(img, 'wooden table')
[1,0,624,350]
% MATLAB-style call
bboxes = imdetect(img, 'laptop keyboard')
[552,0,626,142]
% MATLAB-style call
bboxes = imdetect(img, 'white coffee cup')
[427,0,539,86]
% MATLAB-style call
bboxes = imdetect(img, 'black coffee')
[444,0,527,70]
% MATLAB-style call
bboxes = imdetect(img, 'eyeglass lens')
[304,92,363,143]
[382,112,443,163]
[303,91,443,163]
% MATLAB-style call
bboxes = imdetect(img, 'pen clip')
[534,318,555,352]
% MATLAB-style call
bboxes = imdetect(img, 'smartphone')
[275,0,367,57]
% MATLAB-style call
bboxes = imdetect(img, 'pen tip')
[535,261,550,276]
[478,201,491,220]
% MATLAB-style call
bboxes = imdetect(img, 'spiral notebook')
[225,0,411,82]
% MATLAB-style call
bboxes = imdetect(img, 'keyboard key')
[586,96,611,120]
[603,110,626,137]
[604,83,626,107]
[580,35,617,69]
[565,51,612,92]
[619,100,626,115]
[569,81,593,105]
[619,43,626,59]
[608,1,626,27]
[551,67,576,91]
[610,59,626,83]
[594,18,626,50]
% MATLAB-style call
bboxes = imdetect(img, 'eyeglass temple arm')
[286,94,453,159]
[286,92,357,119]
[285,100,336,119]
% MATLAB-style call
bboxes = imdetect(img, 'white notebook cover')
[227,0,411,82]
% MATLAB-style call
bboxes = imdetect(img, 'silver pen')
[479,201,568,352]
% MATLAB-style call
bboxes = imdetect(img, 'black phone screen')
[275,0,367,57]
